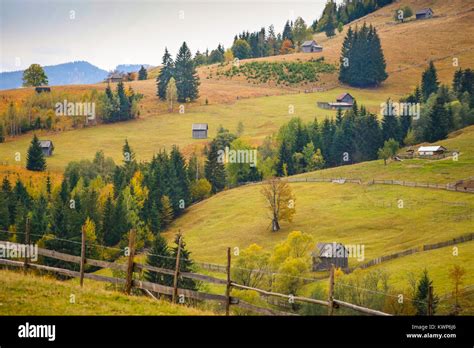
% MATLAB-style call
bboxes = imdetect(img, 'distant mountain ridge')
[0,61,109,90]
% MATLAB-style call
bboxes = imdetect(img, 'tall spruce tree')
[174,42,200,102]
[424,95,449,142]
[421,61,439,101]
[157,48,174,100]
[204,140,226,193]
[413,269,439,315]
[26,134,46,171]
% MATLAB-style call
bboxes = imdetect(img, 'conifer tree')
[138,65,148,80]
[421,61,439,101]
[381,99,401,142]
[413,269,439,315]
[171,234,198,290]
[160,195,174,228]
[338,24,387,87]
[157,48,174,100]
[204,140,226,193]
[26,134,46,171]
[101,195,114,245]
[116,81,131,120]
[175,42,200,102]
[424,95,449,142]
[145,234,174,286]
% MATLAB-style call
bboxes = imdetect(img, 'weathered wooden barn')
[39,140,54,156]
[416,8,433,20]
[312,242,349,271]
[300,40,323,53]
[192,123,208,139]
[328,92,355,110]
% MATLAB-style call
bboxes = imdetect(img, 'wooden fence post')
[225,247,231,316]
[328,264,335,315]
[124,229,136,295]
[172,236,182,304]
[23,218,30,274]
[427,285,433,316]
[79,225,86,287]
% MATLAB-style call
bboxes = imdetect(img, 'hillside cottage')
[192,123,208,139]
[328,92,354,110]
[106,73,123,83]
[300,40,323,53]
[416,8,433,20]
[39,140,54,156]
[312,242,349,271]
[417,145,446,156]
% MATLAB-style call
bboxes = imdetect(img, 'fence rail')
[353,232,474,271]
[0,238,393,316]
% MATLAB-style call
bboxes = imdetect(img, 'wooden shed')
[312,242,349,271]
[39,140,54,156]
[300,40,323,53]
[192,123,208,139]
[416,8,433,20]
[327,92,354,110]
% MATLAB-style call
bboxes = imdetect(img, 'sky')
[0,0,331,72]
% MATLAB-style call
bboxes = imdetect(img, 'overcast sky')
[0,0,332,72]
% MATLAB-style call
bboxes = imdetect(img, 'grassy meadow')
[0,269,212,315]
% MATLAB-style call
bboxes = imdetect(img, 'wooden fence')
[368,179,474,193]
[0,234,395,316]
[353,232,474,271]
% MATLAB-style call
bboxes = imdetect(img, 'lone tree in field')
[166,77,178,112]
[174,42,200,102]
[261,178,296,232]
[22,64,48,87]
[339,24,387,87]
[26,134,46,171]
[157,48,174,100]
[138,65,148,80]
[377,138,399,166]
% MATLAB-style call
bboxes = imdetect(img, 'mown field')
[0,269,212,315]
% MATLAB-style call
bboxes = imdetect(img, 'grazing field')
[0,269,212,315]
[162,182,474,266]
[0,87,391,171]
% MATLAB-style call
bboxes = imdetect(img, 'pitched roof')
[301,40,317,47]
[416,8,432,15]
[418,146,446,152]
[336,92,353,101]
[192,123,208,130]
[39,140,53,148]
